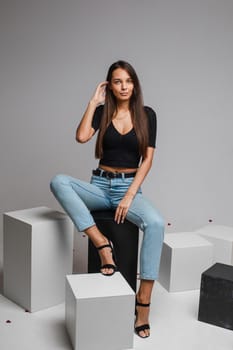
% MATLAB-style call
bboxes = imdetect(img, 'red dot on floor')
[6,320,12,323]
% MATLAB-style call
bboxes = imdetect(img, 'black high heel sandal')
[135,300,151,338]
[97,240,117,276]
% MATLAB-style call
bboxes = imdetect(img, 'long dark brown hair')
[95,60,148,160]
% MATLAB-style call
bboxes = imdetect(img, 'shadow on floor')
[53,319,73,349]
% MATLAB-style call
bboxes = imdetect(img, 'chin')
[118,94,132,101]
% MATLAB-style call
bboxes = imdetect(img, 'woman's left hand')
[114,193,134,224]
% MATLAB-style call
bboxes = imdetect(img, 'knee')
[157,216,165,232]
[50,174,69,193]
[147,214,165,239]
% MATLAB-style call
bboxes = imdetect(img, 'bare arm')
[76,81,108,143]
[114,147,155,223]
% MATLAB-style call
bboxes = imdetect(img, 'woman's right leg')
[50,174,115,274]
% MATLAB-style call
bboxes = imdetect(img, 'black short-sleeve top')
[92,105,157,168]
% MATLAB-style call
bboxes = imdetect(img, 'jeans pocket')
[90,175,109,191]
[123,177,142,194]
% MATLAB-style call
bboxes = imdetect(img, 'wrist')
[126,191,136,198]
[89,99,98,108]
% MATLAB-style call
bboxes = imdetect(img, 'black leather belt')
[92,169,136,179]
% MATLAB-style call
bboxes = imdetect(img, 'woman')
[50,60,164,338]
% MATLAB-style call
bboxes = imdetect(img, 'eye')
[113,80,121,85]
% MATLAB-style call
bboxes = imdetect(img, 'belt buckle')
[106,171,116,179]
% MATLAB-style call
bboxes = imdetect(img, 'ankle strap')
[136,300,150,307]
[97,243,112,251]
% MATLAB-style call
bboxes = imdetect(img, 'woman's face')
[109,68,134,102]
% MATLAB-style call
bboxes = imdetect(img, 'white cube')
[73,229,88,274]
[195,225,233,265]
[66,272,135,350]
[3,207,73,312]
[159,233,213,292]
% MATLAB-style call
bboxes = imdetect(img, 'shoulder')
[93,104,104,121]
[92,104,104,131]
[143,106,157,126]
[95,104,104,115]
[143,106,157,146]
[143,106,156,118]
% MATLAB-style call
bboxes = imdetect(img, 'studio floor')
[0,278,232,350]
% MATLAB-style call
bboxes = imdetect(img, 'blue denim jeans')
[50,173,164,280]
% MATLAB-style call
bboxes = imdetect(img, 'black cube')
[88,210,139,292]
[198,262,233,330]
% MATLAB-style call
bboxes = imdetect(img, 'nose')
[121,82,127,90]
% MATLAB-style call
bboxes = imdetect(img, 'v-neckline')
[111,121,134,136]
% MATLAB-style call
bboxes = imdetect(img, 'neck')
[116,100,130,112]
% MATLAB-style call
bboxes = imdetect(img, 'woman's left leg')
[126,193,165,281]
[126,193,165,337]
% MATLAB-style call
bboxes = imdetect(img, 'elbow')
[147,160,153,171]
[76,134,87,143]
[141,158,153,172]
[76,128,94,143]
[76,131,89,143]
[142,157,153,167]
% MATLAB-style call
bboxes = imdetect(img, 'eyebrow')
[112,77,132,81]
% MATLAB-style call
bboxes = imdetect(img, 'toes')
[139,330,145,338]
[101,267,114,275]
[138,329,150,338]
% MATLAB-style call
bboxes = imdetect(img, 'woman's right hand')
[90,81,108,106]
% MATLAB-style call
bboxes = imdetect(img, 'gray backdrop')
[1,0,233,276]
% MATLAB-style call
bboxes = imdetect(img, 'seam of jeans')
[69,180,111,203]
